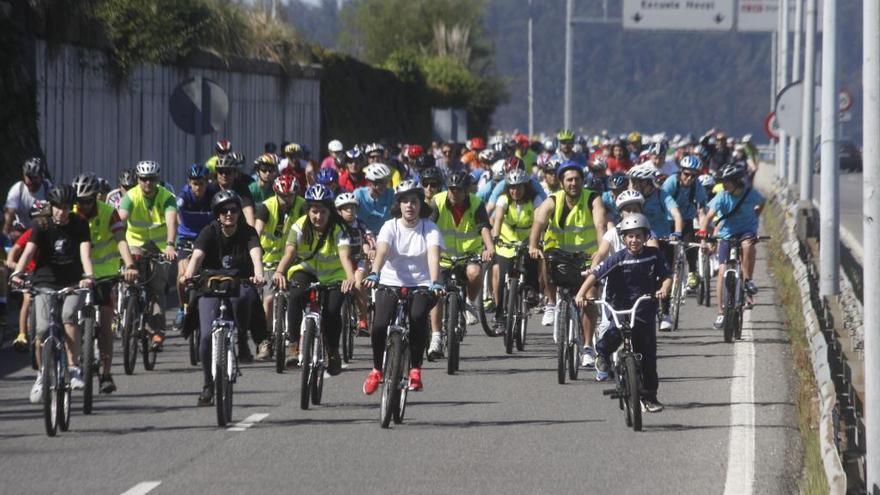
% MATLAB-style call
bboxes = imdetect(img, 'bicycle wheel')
[556,300,569,385]
[310,341,324,406]
[504,278,518,354]
[273,295,287,374]
[723,273,737,343]
[341,297,354,363]
[41,342,58,437]
[300,320,315,410]
[380,332,404,428]
[215,336,230,426]
[670,266,682,332]
[394,342,410,425]
[445,293,460,375]
[478,262,497,337]
[58,352,71,432]
[624,354,642,431]
[29,309,38,370]
[516,287,529,352]
[81,316,96,414]
[142,318,157,371]
[188,327,200,366]
[614,360,625,411]
[121,297,138,375]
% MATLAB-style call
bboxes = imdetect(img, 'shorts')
[717,232,757,263]
[177,237,196,259]
[34,291,83,339]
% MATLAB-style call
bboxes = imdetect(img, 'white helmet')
[478,149,495,163]
[135,160,160,177]
[364,142,385,155]
[491,159,506,181]
[627,163,657,182]
[365,163,392,181]
[617,213,651,234]
[615,189,645,209]
[334,192,358,208]
[698,174,716,188]
[394,179,425,200]
[328,139,344,152]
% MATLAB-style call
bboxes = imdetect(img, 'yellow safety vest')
[434,191,483,264]
[543,189,598,253]
[260,195,305,268]
[75,201,119,278]
[496,196,534,259]
[287,215,346,283]
[124,185,175,249]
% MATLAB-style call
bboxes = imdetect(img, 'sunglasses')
[138,176,158,183]
[216,168,235,176]
[422,182,440,189]
[681,171,697,178]
[219,207,240,215]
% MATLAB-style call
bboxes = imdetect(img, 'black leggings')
[371,287,437,370]
[494,254,539,317]
[286,271,343,350]
[198,285,257,385]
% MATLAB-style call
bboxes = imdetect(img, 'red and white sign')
[838,90,853,112]
[764,111,779,141]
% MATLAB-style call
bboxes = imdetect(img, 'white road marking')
[121,481,161,495]
[227,413,269,432]
[723,310,756,495]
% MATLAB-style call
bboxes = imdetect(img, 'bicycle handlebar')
[587,294,655,330]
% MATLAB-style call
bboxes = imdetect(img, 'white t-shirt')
[376,218,444,287]
[5,180,49,230]
[603,227,625,253]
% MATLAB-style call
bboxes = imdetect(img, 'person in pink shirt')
[321,139,344,171]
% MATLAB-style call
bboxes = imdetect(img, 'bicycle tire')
[82,316,96,415]
[380,332,403,428]
[556,300,569,385]
[445,293,460,375]
[393,343,410,424]
[188,328,200,366]
[341,297,354,363]
[735,307,744,340]
[478,262,497,337]
[614,361,625,411]
[215,336,230,426]
[142,319,157,371]
[300,319,315,410]
[624,354,642,431]
[516,287,528,351]
[121,297,138,375]
[273,294,286,374]
[311,347,324,406]
[671,263,683,331]
[58,351,71,432]
[29,313,38,370]
[723,273,737,343]
[504,278,518,354]
[41,342,58,437]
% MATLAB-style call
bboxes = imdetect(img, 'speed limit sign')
[839,90,853,112]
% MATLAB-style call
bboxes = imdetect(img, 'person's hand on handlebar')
[341,277,356,293]
[428,281,445,297]
[251,272,266,287]
[481,245,495,263]
[272,271,287,291]
[9,271,24,288]
[528,246,543,260]
[363,272,379,289]
[80,276,94,289]
[655,288,669,300]
[163,245,177,261]
[123,265,138,283]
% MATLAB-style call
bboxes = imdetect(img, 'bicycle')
[177,238,199,365]
[439,255,480,375]
[545,249,590,385]
[378,286,429,428]
[295,281,341,410]
[477,259,499,338]
[666,240,701,332]
[496,240,537,354]
[120,245,171,375]
[340,290,358,364]
[271,283,289,374]
[696,242,713,307]
[78,277,116,414]
[713,235,770,343]
[592,294,655,432]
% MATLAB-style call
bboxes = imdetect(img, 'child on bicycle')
[575,213,671,413]
[334,191,375,335]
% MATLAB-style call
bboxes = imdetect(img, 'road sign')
[764,111,779,141]
[169,76,229,136]
[622,0,734,31]
[737,0,823,32]
[839,90,853,112]
[775,81,821,138]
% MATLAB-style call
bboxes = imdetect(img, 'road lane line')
[723,310,755,495]
[227,412,269,432]
[121,481,161,495]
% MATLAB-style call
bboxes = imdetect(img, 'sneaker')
[99,374,116,394]
[713,314,725,329]
[686,272,698,289]
[595,353,610,373]
[197,384,214,406]
[745,280,758,295]
[659,314,673,331]
[69,366,85,390]
[285,343,300,368]
[642,398,664,413]
[541,305,555,326]
[408,367,423,391]
[482,298,496,313]
[363,369,382,395]
[357,319,370,337]
[327,350,342,376]
[29,374,43,404]
[595,369,611,382]
[427,334,443,361]
[580,346,595,368]
[255,341,271,361]
[465,302,479,325]
[174,308,185,329]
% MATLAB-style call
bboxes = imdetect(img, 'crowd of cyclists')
[1,127,764,417]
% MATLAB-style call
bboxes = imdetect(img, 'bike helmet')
[97,177,112,196]
[698,174,716,188]
[211,190,242,215]
[273,174,299,196]
[405,144,425,159]
[718,161,746,181]
[648,140,668,157]
[447,170,472,189]
[615,189,645,209]
[22,157,44,177]
[72,173,100,199]
[334,192,358,209]
[627,131,642,145]
[491,159,506,181]
[328,139,344,153]
[394,179,425,200]
[135,160,160,177]
[543,157,561,173]
[419,166,445,185]
[477,149,495,164]
[283,142,301,156]
[364,142,385,156]
[591,157,608,171]
[216,152,244,170]
[556,129,575,142]
[514,133,530,147]
[555,159,584,180]
[187,163,210,179]
[679,155,701,171]
[364,163,392,182]
[627,163,658,182]
[617,213,651,234]
[609,172,628,190]
[254,153,279,169]
[315,167,339,185]
[304,184,334,205]
[215,139,232,154]
[543,139,556,153]
[29,199,51,218]
[119,169,137,189]
[47,184,76,206]
[345,147,363,162]
[505,169,529,186]
[504,156,525,173]
[414,154,435,169]
[469,137,486,151]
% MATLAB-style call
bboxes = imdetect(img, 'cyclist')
[647,140,677,183]
[476,159,505,202]
[249,153,279,204]
[106,169,136,210]
[72,174,138,394]
[353,163,395,235]
[362,180,443,394]
[551,129,587,166]
[4,157,51,243]
[427,171,494,358]
[698,162,765,329]
[627,131,644,158]
[419,166,445,202]
[468,148,491,184]
[279,143,308,189]
[205,139,232,174]
[255,173,304,358]
[335,192,374,334]
[96,178,112,203]
[486,156,547,214]
[117,160,178,348]
[214,152,256,227]
[601,172,629,226]
[588,156,610,191]
[315,167,340,195]
[575,213,671,412]
[321,139,345,171]
[661,155,708,291]
[180,191,265,406]
[490,169,541,329]
[606,139,633,174]
[272,185,355,376]
[592,190,658,263]
[175,164,217,329]
[339,148,368,192]
[10,185,94,403]
[627,163,683,331]
[698,173,718,202]
[7,200,51,353]
[513,133,538,170]
[529,160,607,367]
[539,157,561,196]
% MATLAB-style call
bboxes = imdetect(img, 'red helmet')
[405,144,424,159]
[514,133,529,147]
[273,173,299,196]
[215,139,232,154]
[504,156,524,173]
[468,137,486,151]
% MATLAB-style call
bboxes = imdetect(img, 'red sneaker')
[357,319,369,337]
[408,368,423,392]
[363,369,383,395]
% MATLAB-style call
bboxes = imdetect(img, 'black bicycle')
[715,235,770,343]
[497,240,537,354]
[271,283,289,374]
[666,240,701,332]
[545,249,590,384]
[78,277,116,415]
[340,290,358,364]
[120,245,170,375]
[439,255,480,375]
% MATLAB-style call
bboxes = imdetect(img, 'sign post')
[169,76,229,165]
[622,0,734,30]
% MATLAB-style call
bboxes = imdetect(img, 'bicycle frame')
[298,284,327,371]
[210,296,238,383]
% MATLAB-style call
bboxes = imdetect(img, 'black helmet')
[47,184,76,206]
[72,173,100,199]
[447,170,471,189]
[119,169,137,189]
[211,190,242,215]
[717,161,746,181]
[414,154,435,170]
[419,166,444,185]
[23,157,45,178]
[216,152,244,170]
[609,172,628,190]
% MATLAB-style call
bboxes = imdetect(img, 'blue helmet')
[679,155,701,171]
[555,159,584,180]
[315,167,339,185]
[609,172,628,190]
[304,184,335,204]
[186,163,210,179]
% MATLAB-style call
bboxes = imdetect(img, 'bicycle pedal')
[602,388,618,396]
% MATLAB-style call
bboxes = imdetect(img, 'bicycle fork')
[211,322,238,382]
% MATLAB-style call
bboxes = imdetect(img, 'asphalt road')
[0,245,800,495]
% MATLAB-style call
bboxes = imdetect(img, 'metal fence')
[34,40,320,189]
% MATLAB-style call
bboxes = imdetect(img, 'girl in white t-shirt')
[362,181,444,395]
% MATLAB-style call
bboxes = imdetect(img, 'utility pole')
[778,0,790,186]
[800,0,818,201]
[789,0,802,195]
[527,0,534,137]
[563,0,574,130]
[861,0,879,485]
[819,0,838,297]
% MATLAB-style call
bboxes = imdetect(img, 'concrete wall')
[35,39,320,189]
